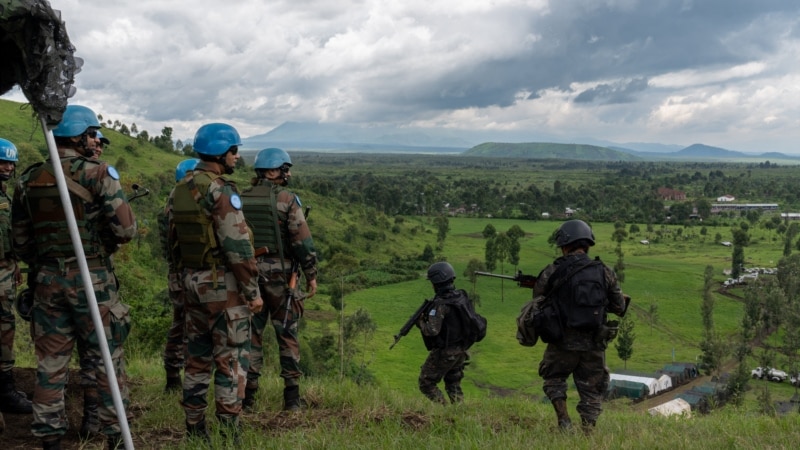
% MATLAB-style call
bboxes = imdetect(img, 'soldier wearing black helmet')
[415,262,486,404]
[534,220,628,434]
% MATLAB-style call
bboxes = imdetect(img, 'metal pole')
[40,117,134,449]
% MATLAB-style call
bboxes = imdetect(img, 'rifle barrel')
[473,271,516,280]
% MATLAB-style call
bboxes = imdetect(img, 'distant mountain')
[463,142,640,161]
[240,121,800,161]
[241,121,561,152]
[674,143,746,158]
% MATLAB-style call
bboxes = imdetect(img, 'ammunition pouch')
[595,320,619,349]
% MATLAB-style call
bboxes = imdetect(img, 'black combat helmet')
[427,262,456,284]
[555,219,595,247]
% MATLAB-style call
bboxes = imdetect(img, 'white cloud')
[3,0,800,152]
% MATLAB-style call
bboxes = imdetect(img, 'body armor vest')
[240,182,287,256]
[171,172,224,269]
[22,160,102,259]
[552,257,607,331]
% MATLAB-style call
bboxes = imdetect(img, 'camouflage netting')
[0,0,80,125]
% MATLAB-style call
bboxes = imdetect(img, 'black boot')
[107,433,124,450]
[0,369,33,414]
[581,417,596,435]
[243,387,257,412]
[41,437,62,450]
[218,416,242,446]
[186,418,211,443]
[283,385,306,411]
[78,388,100,440]
[164,375,182,393]
[552,398,572,430]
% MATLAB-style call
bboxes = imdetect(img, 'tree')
[647,303,659,335]
[343,308,377,384]
[731,227,749,278]
[464,259,487,303]
[615,316,635,370]
[434,215,449,246]
[506,224,525,240]
[696,198,712,219]
[420,244,435,263]
[481,223,496,239]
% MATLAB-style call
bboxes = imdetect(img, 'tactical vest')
[22,159,103,259]
[171,171,224,269]
[240,182,287,257]
[422,289,473,350]
[0,191,11,260]
[552,257,607,331]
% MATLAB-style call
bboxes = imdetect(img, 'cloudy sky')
[5,0,800,152]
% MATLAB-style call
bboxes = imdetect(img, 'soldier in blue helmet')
[0,138,32,432]
[12,105,136,450]
[92,130,110,159]
[241,147,318,412]
[166,123,262,443]
[159,158,199,393]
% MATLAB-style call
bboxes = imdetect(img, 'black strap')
[545,257,601,297]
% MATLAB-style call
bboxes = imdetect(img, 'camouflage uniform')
[416,288,475,404]
[167,160,259,428]
[241,179,317,409]
[534,250,627,428]
[158,201,186,387]
[11,147,137,440]
[0,178,33,418]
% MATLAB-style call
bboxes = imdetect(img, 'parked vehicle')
[751,367,788,382]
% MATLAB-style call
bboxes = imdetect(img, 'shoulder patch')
[230,193,242,210]
[107,166,120,180]
[295,194,302,207]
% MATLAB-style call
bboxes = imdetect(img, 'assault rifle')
[282,206,311,328]
[473,270,537,289]
[389,298,432,350]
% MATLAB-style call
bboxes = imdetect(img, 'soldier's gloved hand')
[248,297,264,314]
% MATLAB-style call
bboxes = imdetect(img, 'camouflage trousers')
[538,346,610,423]
[163,271,186,377]
[0,266,16,373]
[181,268,251,425]
[247,271,304,390]
[419,347,468,404]
[30,261,131,438]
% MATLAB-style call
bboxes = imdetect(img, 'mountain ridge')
[242,121,798,161]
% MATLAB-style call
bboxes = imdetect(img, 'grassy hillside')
[463,142,641,161]
[5,98,800,448]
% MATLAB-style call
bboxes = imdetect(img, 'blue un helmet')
[193,123,241,156]
[175,158,199,181]
[96,130,110,145]
[0,138,19,162]
[52,105,101,137]
[254,147,292,170]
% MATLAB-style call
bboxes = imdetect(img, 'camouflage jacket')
[11,147,137,265]
[166,161,259,302]
[0,182,16,270]
[241,179,317,281]
[533,250,627,351]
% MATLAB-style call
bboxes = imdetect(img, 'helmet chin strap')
[79,135,94,157]
[265,171,288,186]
